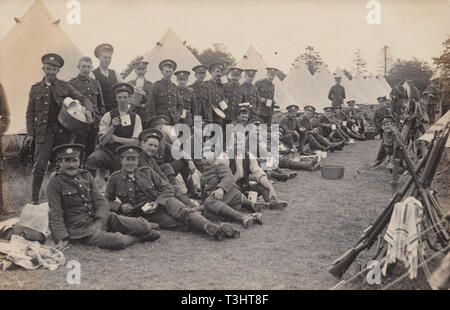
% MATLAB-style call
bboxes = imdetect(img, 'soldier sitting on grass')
[47,144,160,251]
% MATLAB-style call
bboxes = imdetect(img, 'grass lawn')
[0,139,448,290]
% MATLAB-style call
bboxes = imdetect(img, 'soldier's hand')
[24,135,34,147]
[112,117,121,127]
[120,203,134,214]
[213,188,224,200]
[55,239,69,250]
[261,98,267,103]
[85,110,94,124]
[187,161,196,174]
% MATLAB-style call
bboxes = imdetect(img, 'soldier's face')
[382,121,393,133]
[305,111,313,119]
[99,51,112,67]
[78,61,93,76]
[231,75,240,83]
[162,66,174,79]
[195,72,206,82]
[42,64,60,81]
[141,137,159,156]
[245,75,254,83]
[267,73,275,81]
[211,68,222,80]
[135,67,147,77]
[177,78,188,88]
[116,91,130,109]
[59,157,80,176]
[237,112,249,123]
[121,156,139,173]
[335,78,341,84]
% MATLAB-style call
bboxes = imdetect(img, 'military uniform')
[69,74,105,158]
[279,110,304,150]
[328,83,346,108]
[223,81,244,123]
[144,79,183,126]
[47,144,158,250]
[178,86,198,128]
[26,55,95,204]
[189,79,208,119]
[240,81,261,120]
[255,78,275,123]
[106,148,233,239]
[373,103,391,136]
[390,83,408,128]
[0,83,10,212]
[423,84,439,124]
[203,78,227,125]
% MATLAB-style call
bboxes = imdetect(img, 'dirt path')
[1,139,397,290]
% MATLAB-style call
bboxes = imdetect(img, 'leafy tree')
[186,43,236,67]
[387,58,433,91]
[432,36,450,79]
[352,49,367,75]
[300,46,323,74]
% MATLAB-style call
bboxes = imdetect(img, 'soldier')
[69,57,105,159]
[203,62,227,125]
[92,43,123,113]
[105,145,239,240]
[334,109,365,141]
[189,65,209,119]
[128,61,153,120]
[328,75,346,108]
[25,53,94,205]
[85,82,142,177]
[373,96,391,138]
[390,78,408,129]
[175,70,198,128]
[220,61,231,84]
[255,67,278,124]
[240,69,261,120]
[197,157,263,228]
[223,67,244,124]
[138,128,197,208]
[0,83,10,214]
[46,143,160,250]
[422,81,439,124]
[234,105,251,126]
[298,105,344,151]
[279,105,308,154]
[144,59,183,141]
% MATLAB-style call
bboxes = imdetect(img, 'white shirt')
[218,151,267,182]
[98,111,142,139]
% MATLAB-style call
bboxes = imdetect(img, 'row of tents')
[1,0,391,134]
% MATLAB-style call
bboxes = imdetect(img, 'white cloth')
[382,196,424,279]
[98,111,142,139]
[0,235,65,271]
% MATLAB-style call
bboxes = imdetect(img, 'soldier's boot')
[309,138,327,152]
[267,199,288,210]
[329,141,344,152]
[187,211,223,240]
[216,203,254,228]
[347,130,365,141]
[139,229,161,242]
[269,171,289,181]
[338,128,351,141]
[219,223,241,238]
[31,175,44,205]
[251,212,263,225]
[184,176,201,200]
[241,196,269,213]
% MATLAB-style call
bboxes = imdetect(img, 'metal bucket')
[320,164,345,180]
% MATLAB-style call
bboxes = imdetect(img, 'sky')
[1,0,450,75]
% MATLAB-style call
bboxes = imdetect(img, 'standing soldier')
[373,96,391,138]
[92,43,123,114]
[175,70,198,128]
[390,78,408,129]
[203,62,227,126]
[25,53,94,205]
[0,83,10,214]
[189,65,209,121]
[128,61,153,120]
[422,81,439,124]
[69,57,105,159]
[255,67,278,124]
[328,75,346,108]
[223,67,244,124]
[144,59,183,139]
[240,69,261,120]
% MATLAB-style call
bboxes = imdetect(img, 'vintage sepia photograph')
[0,0,449,293]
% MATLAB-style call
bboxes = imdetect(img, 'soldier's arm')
[342,86,346,99]
[25,86,36,137]
[104,175,121,213]
[191,91,199,117]
[46,177,70,242]
[96,81,106,116]
[89,173,110,220]
[67,83,94,112]
[151,169,175,206]
[144,83,158,122]
[279,118,296,135]
[328,86,333,101]
[98,112,115,146]
[111,114,141,145]
[0,83,10,134]
[215,163,236,193]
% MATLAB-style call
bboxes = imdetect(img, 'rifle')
[327,131,436,279]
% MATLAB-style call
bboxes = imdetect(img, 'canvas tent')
[282,60,328,112]
[313,64,335,94]
[126,28,203,84]
[236,46,298,111]
[0,0,83,134]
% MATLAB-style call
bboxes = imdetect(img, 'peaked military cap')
[192,65,208,73]
[174,70,191,79]
[53,143,84,159]
[112,82,134,95]
[139,128,164,142]
[133,61,149,69]
[380,115,395,125]
[286,104,299,111]
[208,62,223,73]
[94,43,114,58]
[41,53,64,68]
[304,105,316,112]
[116,145,143,157]
[159,59,177,71]
[229,67,243,77]
[244,69,257,77]
[266,67,278,74]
